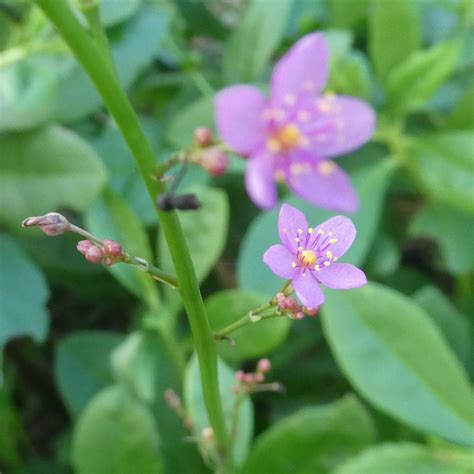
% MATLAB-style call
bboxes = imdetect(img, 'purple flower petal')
[293,271,325,308]
[278,203,309,253]
[215,85,267,155]
[271,33,329,106]
[310,215,356,259]
[245,150,278,209]
[302,95,376,158]
[316,263,367,289]
[263,244,298,279]
[285,153,359,212]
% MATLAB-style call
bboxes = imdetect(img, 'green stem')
[34,0,229,455]
[214,311,284,340]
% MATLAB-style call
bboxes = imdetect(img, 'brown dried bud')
[22,212,70,236]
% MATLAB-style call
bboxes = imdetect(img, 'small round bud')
[243,373,255,384]
[201,427,214,443]
[85,245,104,264]
[22,212,69,236]
[235,370,245,382]
[200,148,229,177]
[295,311,305,320]
[103,257,114,267]
[164,388,181,410]
[77,240,94,256]
[257,358,271,374]
[304,306,319,317]
[194,127,213,147]
[103,239,123,257]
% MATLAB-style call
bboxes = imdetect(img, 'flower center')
[300,249,316,267]
[267,124,304,153]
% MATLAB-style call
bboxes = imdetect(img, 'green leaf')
[335,442,474,474]
[0,56,58,131]
[407,131,474,213]
[158,186,228,285]
[72,385,162,474]
[409,201,473,275]
[51,7,169,122]
[0,235,49,347]
[322,282,474,446]
[364,233,399,278]
[386,41,460,116]
[329,0,369,28]
[223,0,295,83]
[184,354,253,466]
[242,395,374,474]
[55,331,123,417]
[0,126,107,226]
[85,188,159,308]
[238,159,396,297]
[413,286,471,366]
[369,0,421,82]
[446,83,474,130]
[206,289,291,362]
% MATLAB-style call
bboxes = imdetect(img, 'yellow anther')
[301,250,317,267]
[291,262,297,268]
[297,228,303,235]
[298,246,304,251]
[295,237,300,242]
[328,231,333,236]
[326,250,333,259]
[324,261,331,267]
[307,227,314,234]
[319,162,335,175]
[267,138,281,153]
[314,265,320,271]
[329,238,337,244]
[333,257,338,261]
[317,229,324,235]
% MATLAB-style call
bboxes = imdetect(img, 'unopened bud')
[257,358,271,374]
[103,239,123,257]
[294,311,305,320]
[164,389,181,410]
[194,127,213,147]
[254,372,264,383]
[77,240,94,256]
[200,148,229,177]
[235,370,245,383]
[243,373,256,384]
[22,212,69,236]
[304,306,319,317]
[85,245,104,264]
[201,427,214,443]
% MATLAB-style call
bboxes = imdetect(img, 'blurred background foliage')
[0,0,473,472]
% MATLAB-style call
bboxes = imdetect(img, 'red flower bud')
[77,240,94,256]
[194,127,213,147]
[103,239,123,257]
[257,358,271,373]
[22,212,69,236]
[85,245,104,264]
[200,148,229,177]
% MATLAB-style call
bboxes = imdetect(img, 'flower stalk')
[33,0,229,457]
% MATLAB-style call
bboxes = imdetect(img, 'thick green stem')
[33,0,229,454]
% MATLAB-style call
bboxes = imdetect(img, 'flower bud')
[201,427,214,444]
[304,306,319,317]
[85,245,104,264]
[243,373,256,384]
[22,212,69,236]
[235,370,245,383]
[194,127,213,147]
[77,240,94,256]
[257,358,271,374]
[164,388,181,410]
[103,239,123,257]
[200,147,229,177]
[295,311,305,320]
[254,372,264,383]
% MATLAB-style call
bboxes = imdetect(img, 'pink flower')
[263,204,367,308]
[215,33,375,211]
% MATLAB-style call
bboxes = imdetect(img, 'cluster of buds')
[192,127,229,177]
[234,359,282,394]
[77,239,125,266]
[275,293,319,320]
[22,212,70,236]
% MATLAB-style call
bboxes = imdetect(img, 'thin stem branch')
[33,0,229,456]
[214,312,284,340]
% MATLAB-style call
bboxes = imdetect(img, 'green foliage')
[72,385,162,474]
[242,395,375,474]
[335,442,474,474]
[0,126,107,226]
[206,289,291,361]
[55,330,123,417]
[322,283,474,446]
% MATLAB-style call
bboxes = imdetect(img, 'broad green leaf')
[0,126,107,226]
[0,56,58,131]
[85,188,159,308]
[335,442,474,474]
[55,331,123,418]
[112,325,207,474]
[51,7,169,122]
[409,201,473,275]
[0,235,49,347]
[369,0,421,82]
[386,41,460,116]
[322,282,474,446]
[238,159,396,297]
[329,0,369,28]
[242,395,374,474]
[158,186,228,284]
[364,233,399,278]
[174,0,227,39]
[206,289,291,362]
[70,0,141,27]
[446,83,474,130]
[407,132,474,213]
[72,385,162,474]
[184,354,253,467]
[223,0,295,83]
[413,286,471,366]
